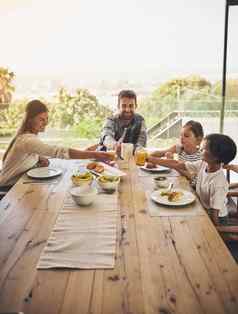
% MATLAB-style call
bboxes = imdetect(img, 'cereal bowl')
[153,176,169,189]
[97,175,120,193]
[70,186,97,206]
[71,171,93,187]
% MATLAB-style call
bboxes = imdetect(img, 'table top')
[0,159,238,314]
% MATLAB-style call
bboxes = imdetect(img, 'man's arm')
[100,117,117,148]
[135,119,147,148]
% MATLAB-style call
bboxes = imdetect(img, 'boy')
[147,133,237,229]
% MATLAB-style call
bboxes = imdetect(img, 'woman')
[0,99,113,188]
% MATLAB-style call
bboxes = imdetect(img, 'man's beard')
[121,112,134,120]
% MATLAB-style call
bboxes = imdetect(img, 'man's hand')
[95,151,115,162]
[114,142,121,155]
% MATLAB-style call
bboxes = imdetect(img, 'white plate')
[151,188,196,206]
[27,167,62,179]
[101,162,126,177]
[140,165,170,173]
[87,162,126,177]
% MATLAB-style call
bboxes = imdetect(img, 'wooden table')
[0,159,238,314]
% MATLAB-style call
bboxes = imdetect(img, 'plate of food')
[86,161,126,177]
[140,162,170,173]
[151,188,195,206]
[27,167,62,179]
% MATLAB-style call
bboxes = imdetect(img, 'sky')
[0,0,238,79]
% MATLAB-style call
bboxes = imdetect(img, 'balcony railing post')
[220,1,229,133]
[220,0,238,133]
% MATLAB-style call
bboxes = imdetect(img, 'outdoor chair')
[218,168,238,242]
[226,168,238,218]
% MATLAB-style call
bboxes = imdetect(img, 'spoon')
[168,182,173,192]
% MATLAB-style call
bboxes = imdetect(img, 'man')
[100,90,147,154]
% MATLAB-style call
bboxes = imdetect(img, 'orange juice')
[135,149,147,166]
[107,150,116,161]
[173,153,179,161]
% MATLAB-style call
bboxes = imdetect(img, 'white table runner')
[37,188,119,269]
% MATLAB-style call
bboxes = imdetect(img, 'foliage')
[0,67,15,105]
[213,79,238,99]
[71,118,105,139]
[139,75,215,126]
[0,100,27,133]
[0,87,112,140]
[155,75,211,99]
[50,87,112,128]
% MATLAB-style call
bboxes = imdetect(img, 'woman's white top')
[185,160,228,217]
[0,133,69,187]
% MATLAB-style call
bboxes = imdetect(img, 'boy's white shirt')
[185,160,228,217]
[0,133,69,187]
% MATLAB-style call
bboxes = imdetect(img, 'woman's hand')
[95,151,115,161]
[38,156,50,167]
[85,144,99,151]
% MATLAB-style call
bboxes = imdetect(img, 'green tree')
[0,99,27,135]
[139,75,213,126]
[0,67,15,105]
[213,79,238,99]
[50,87,112,130]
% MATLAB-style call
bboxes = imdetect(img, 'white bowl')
[153,176,169,189]
[70,186,97,206]
[97,175,120,192]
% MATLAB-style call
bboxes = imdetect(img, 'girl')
[151,120,204,161]
[0,100,113,188]
[147,133,238,232]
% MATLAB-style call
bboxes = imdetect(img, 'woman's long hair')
[2,100,48,162]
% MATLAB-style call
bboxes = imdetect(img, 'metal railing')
[147,110,238,140]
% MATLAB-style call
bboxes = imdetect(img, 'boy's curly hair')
[205,133,237,164]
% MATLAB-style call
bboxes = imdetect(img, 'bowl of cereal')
[71,171,93,187]
[97,175,120,193]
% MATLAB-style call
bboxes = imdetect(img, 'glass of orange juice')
[107,150,117,161]
[135,148,147,166]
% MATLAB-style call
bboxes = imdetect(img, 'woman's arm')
[150,145,177,158]
[69,148,114,161]
[22,135,113,161]
[85,144,99,151]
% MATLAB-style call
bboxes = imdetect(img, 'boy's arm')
[223,163,238,173]
[150,145,177,158]
[147,156,186,172]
